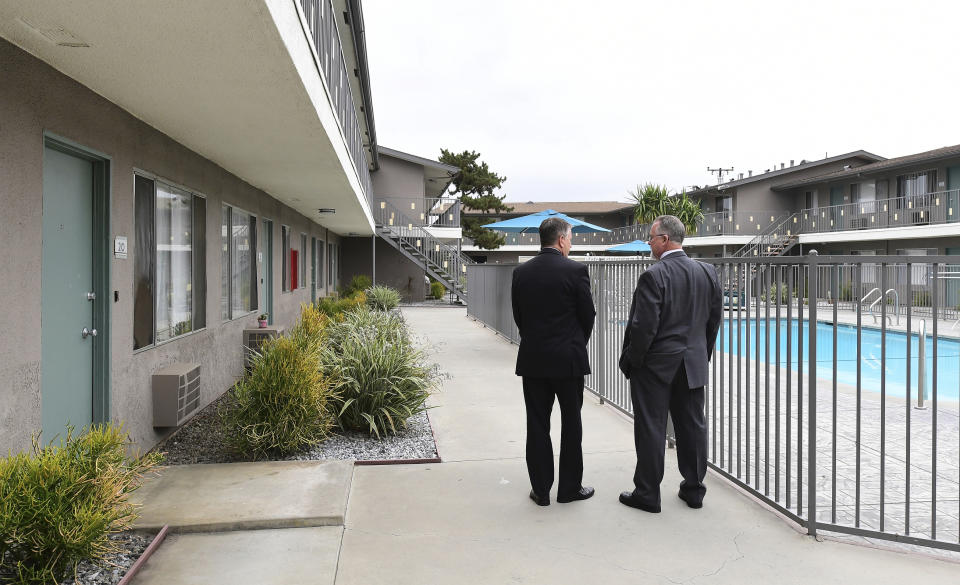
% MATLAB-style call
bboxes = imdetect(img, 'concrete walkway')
[131,306,960,584]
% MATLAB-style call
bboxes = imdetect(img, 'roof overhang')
[0,0,375,234]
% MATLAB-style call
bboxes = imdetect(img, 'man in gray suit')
[618,215,722,513]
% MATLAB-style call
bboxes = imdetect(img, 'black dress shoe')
[557,486,595,503]
[619,491,661,513]
[678,490,703,509]
[529,490,550,506]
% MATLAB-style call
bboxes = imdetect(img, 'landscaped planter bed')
[150,390,439,465]
[1,529,166,585]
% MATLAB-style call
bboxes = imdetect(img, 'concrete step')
[130,527,341,585]
[131,460,353,533]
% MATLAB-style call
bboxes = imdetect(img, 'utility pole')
[707,166,734,184]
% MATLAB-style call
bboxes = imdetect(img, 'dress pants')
[630,362,707,507]
[522,376,584,498]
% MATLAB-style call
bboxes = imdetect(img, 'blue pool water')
[716,319,960,401]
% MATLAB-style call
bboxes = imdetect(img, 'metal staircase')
[732,212,800,258]
[376,199,473,301]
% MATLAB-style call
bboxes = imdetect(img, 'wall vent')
[244,327,284,369]
[152,362,201,427]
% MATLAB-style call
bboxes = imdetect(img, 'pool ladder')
[861,287,900,326]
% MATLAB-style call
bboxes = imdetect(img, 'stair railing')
[378,199,473,297]
[732,212,797,258]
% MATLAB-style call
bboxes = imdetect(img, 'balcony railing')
[796,189,960,234]
[376,197,461,229]
[298,0,373,205]
[465,190,960,252]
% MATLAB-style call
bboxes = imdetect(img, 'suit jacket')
[619,251,722,389]
[512,248,596,378]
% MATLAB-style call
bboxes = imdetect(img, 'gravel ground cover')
[0,532,153,585]
[152,391,439,465]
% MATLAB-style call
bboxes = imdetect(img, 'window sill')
[133,326,208,355]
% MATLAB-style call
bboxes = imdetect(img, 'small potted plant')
[257,313,268,328]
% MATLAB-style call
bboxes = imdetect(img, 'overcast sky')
[364,0,960,203]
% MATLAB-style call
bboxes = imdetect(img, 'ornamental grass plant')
[365,285,401,312]
[0,424,161,585]
[430,281,446,300]
[222,306,337,459]
[317,291,367,320]
[321,307,437,438]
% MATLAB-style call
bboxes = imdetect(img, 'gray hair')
[654,215,685,244]
[539,217,571,246]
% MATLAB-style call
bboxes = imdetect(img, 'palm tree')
[629,183,671,224]
[666,191,705,233]
[629,184,704,233]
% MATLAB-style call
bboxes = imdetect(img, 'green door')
[42,146,95,439]
[829,186,845,230]
[262,219,274,325]
[947,166,960,223]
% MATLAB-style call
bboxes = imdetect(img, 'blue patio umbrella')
[482,209,611,233]
[606,240,651,255]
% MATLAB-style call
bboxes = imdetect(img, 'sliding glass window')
[221,205,258,320]
[133,174,206,350]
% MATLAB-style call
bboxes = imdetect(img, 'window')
[804,191,817,210]
[221,205,258,320]
[317,240,325,289]
[299,233,307,289]
[897,170,936,198]
[282,225,291,292]
[328,242,334,288]
[134,174,206,350]
[715,196,732,215]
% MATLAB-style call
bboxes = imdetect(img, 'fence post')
[806,250,819,537]
[597,263,606,405]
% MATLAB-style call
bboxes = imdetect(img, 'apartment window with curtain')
[133,174,206,350]
[897,170,937,197]
[299,233,307,289]
[221,205,258,320]
[282,225,291,292]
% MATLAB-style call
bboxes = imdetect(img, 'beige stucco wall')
[0,39,346,454]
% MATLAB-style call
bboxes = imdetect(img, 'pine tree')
[439,149,512,250]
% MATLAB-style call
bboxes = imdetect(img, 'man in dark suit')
[618,215,722,513]
[512,217,597,506]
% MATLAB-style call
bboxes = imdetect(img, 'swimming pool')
[715,319,960,401]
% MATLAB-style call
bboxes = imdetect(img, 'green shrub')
[0,424,161,585]
[340,274,372,298]
[321,308,437,438]
[767,283,789,304]
[222,334,336,459]
[317,291,367,320]
[366,285,401,311]
[430,281,446,300]
[289,303,329,354]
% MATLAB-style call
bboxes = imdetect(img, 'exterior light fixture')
[318,208,336,214]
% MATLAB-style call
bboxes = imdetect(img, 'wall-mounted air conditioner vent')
[152,362,201,427]
[243,327,283,369]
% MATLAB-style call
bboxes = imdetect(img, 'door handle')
[81,327,98,339]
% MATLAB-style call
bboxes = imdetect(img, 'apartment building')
[0,0,399,454]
